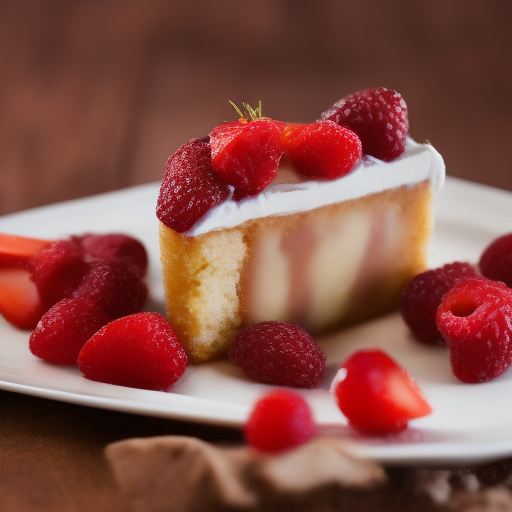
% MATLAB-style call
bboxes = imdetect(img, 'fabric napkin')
[105,436,512,512]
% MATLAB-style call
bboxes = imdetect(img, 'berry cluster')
[402,233,512,383]
[157,88,409,233]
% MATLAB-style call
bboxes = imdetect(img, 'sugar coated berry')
[78,312,188,391]
[244,389,317,453]
[437,277,512,383]
[333,349,432,434]
[29,298,110,365]
[228,321,326,388]
[401,262,477,343]
[31,238,88,308]
[479,233,512,287]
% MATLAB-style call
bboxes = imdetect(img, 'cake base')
[159,180,433,363]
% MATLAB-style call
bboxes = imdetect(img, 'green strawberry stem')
[228,100,263,121]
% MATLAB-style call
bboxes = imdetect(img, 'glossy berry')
[401,262,477,343]
[244,389,317,453]
[209,118,283,199]
[321,87,408,162]
[73,260,147,320]
[78,233,148,277]
[228,321,326,388]
[29,298,110,365]
[0,233,50,267]
[156,138,230,233]
[0,266,45,330]
[77,312,188,391]
[333,349,432,434]
[479,233,512,287]
[437,278,512,383]
[282,121,362,180]
[31,238,88,308]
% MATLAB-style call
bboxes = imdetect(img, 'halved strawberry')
[282,120,362,180]
[209,102,284,199]
[0,266,45,329]
[333,349,432,434]
[0,233,50,267]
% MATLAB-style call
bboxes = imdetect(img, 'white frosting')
[187,138,445,236]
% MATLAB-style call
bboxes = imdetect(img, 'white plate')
[1,176,512,465]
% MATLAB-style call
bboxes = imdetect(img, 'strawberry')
[436,278,512,383]
[282,120,362,180]
[156,137,230,233]
[0,233,50,267]
[320,87,409,162]
[77,312,188,391]
[244,389,317,453]
[209,102,284,199]
[333,349,432,434]
[0,266,45,329]
[29,298,110,365]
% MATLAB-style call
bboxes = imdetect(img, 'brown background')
[1,0,512,217]
[1,1,512,511]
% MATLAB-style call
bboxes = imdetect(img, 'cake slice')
[157,89,445,363]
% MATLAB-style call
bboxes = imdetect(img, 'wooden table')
[2,1,512,510]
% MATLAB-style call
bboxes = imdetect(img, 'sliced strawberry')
[209,116,284,199]
[77,312,188,391]
[0,266,45,329]
[333,349,432,434]
[321,87,409,162]
[282,120,362,180]
[0,233,50,267]
[156,137,230,233]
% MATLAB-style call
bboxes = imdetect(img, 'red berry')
[29,298,110,365]
[334,349,432,434]
[479,233,512,287]
[156,138,230,233]
[209,118,283,199]
[77,312,188,391]
[31,238,88,308]
[0,233,50,267]
[0,266,45,330]
[401,262,477,343]
[320,87,409,162]
[228,321,326,388]
[282,121,362,180]
[73,260,147,320]
[437,278,512,383]
[78,233,148,277]
[244,389,317,453]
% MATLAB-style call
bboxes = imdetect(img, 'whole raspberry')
[31,238,88,308]
[29,298,110,365]
[244,389,317,453]
[437,278,512,383]
[156,137,230,233]
[228,321,326,388]
[401,262,477,343]
[320,87,408,161]
[479,233,512,287]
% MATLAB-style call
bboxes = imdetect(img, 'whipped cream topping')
[186,138,445,236]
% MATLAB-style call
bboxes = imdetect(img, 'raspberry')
[78,233,148,277]
[73,260,147,320]
[333,349,432,433]
[244,389,317,453]
[77,312,188,391]
[401,262,477,343]
[282,121,362,180]
[479,233,512,287]
[437,278,512,383]
[29,298,110,365]
[31,238,88,308]
[228,321,326,388]
[320,87,408,161]
[156,138,230,233]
